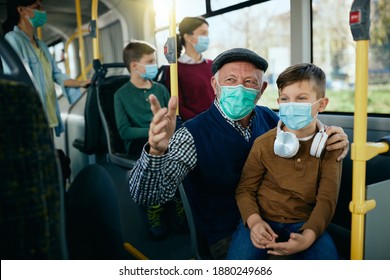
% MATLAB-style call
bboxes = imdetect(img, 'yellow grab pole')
[75,0,87,80]
[349,40,376,260]
[348,0,388,260]
[169,0,179,115]
[349,0,372,261]
[64,30,88,76]
[36,27,42,40]
[91,0,100,60]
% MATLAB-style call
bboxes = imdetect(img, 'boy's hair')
[122,40,156,72]
[276,63,326,99]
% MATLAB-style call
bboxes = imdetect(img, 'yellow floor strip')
[123,242,149,260]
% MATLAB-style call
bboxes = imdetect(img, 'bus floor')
[101,162,193,260]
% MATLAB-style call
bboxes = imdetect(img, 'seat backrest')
[178,183,212,260]
[72,59,121,155]
[98,75,129,155]
[66,164,128,259]
[72,81,108,155]
[0,80,67,259]
[96,64,138,168]
[0,36,67,259]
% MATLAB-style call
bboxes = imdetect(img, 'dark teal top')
[114,80,170,153]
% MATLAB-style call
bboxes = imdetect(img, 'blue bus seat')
[66,164,133,259]
[178,183,212,260]
[95,60,138,169]
[0,35,67,259]
[0,79,68,259]
[72,80,108,155]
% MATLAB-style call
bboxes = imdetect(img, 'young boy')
[114,40,170,157]
[227,63,343,259]
[114,40,185,239]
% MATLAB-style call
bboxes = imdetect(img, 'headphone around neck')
[273,120,328,158]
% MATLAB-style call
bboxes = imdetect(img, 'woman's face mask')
[278,99,322,130]
[27,9,47,28]
[191,35,209,54]
[217,81,259,121]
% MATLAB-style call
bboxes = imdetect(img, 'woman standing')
[164,16,214,121]
[2,0,90,136]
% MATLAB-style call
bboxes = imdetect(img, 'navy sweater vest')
[184,104,279,244]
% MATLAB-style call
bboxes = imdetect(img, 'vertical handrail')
[64,30,88,76]
[36,27,42,40]
[92,0,100,60]
[349,0,373,261]
[348,0,388,260]
[75,0,87,80]
[169,0,179,115]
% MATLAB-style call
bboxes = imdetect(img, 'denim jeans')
[226,219,338,260]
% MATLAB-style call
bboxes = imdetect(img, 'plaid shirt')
[128,99,255,205]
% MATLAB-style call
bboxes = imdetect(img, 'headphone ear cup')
[310,131,328,158]
[274,131,300,158]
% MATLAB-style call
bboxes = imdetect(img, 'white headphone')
[273,120,328,158]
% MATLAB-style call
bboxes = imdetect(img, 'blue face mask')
[28,9,47,28]
[137,63,158,80]
[278,99,321,130]
[192,35,209,53]
[219,84,259,121]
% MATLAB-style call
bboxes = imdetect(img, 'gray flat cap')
[211,48,268,75]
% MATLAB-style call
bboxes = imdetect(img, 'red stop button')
[350,10,361,24]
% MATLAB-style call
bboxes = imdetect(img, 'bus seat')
[0,80,68,259]
[327,223,351,259]
[0,35,68,259]
[95,61,138,169]
[66,164,131,259]
[0,56,3,75]
[178,183,212,260]
[72,80,108,155]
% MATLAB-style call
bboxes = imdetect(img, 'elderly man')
[129,48,349,260]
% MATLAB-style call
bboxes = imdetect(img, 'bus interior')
[0,0,389,260]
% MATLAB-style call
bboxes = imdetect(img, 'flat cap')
[211,48,268,75]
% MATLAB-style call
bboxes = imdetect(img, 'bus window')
[313,0,390,114]
[210,0,251,11]
[154,0,291,110]
[49,42,66,74]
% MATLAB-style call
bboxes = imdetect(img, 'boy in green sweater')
[114,40,170,157]
[114,40,184,239]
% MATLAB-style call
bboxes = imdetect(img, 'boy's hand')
[266,229,315,256]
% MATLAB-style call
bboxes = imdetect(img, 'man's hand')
[148,94,177,155]
[325,125,350,161]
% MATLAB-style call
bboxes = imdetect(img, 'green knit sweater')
[114,80,170,154]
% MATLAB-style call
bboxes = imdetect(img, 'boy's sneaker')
[141,204,167,239]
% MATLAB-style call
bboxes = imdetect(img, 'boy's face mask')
[278,99,322,130]
[136,63,158,80]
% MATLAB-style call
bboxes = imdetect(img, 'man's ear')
[211,76,217,95]
[260,81,268,94]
